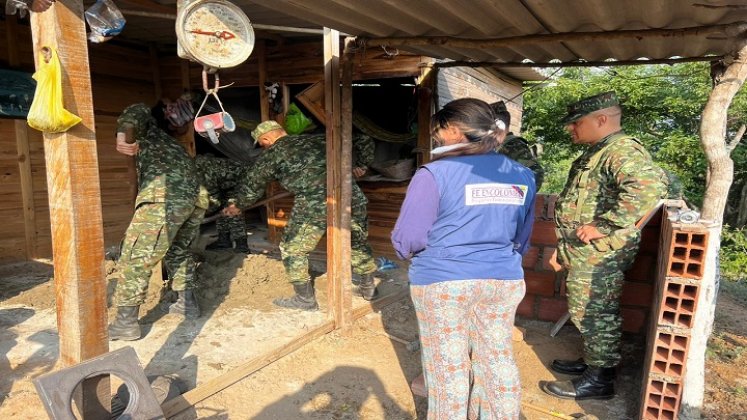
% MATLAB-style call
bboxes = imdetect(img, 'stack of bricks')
[519,194,662,334]
[639,207,709,420]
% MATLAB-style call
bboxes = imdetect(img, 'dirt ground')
[1,227,746,419]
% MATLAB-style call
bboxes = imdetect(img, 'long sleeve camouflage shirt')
[555,131,667,234]
[117,103,202,208]
[194,154,248,211]
[234,133,374,210]
[499,133,545,190]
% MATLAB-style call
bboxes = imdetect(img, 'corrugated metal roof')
[116,0,747,81]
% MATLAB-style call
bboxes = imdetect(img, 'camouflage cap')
[561,91,619,124]
[251,120,283,144]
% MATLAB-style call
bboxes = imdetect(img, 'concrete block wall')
[520,194,663,334]
[639,207,709,420]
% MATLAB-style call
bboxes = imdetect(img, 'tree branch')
[727,124,746,154]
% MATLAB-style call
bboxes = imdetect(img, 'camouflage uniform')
[555,130,667,368]
[194,154,248,243]
[499,133,545,190]
[115,103,209,306]
[235,133,377,284]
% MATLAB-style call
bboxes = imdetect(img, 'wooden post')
[6,15,37,260]
[257,40,269,121]
[680,42,747,419]
[29,0,109,416]
[416,60,435,166]
[324,28,352,330]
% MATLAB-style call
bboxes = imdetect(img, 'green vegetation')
[520,64,747,279]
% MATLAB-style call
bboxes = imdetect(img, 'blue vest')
[409,151,535,285]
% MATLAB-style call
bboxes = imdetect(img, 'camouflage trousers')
[280,189,377,284]
[216,214,246,243]
[115,200,205,306]
[557,231,640,368]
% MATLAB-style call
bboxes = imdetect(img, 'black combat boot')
[273,282,319,311]
[233,236,250,253]
[357,273,379,301]
[540,366,616,400]
[206,232,232,250]
[551,358,588,375]
[109,306,141,341]
[168,290,201,318]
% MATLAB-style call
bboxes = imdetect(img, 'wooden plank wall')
[1,20,156,262]
[437,67,525,134]
[158,40,425,98]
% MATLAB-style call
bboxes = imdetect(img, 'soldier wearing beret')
[491,100,545,190]
[223,121,378,310]
[540,92,667,400]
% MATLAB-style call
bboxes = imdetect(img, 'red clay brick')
[639,227,661,255]
[621,281,654,308]
[540,246,562,272]
[530,221,558,246]
[622,307,647,333]
[641,377,681,420]
[534,194,546,219]
[516,294,535,318]
[625,254,657,283]
[537,297,568,322]
[545,194,558,220]
[525,271,556,297]
[522,246,540,269]
[666,230,709,279]
[649,329,690,379]
[657,281,699,329]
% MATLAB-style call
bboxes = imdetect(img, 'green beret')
[561,91,619,124]
[251,120,283,144]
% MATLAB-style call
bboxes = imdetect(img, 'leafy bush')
[720,225,747,280]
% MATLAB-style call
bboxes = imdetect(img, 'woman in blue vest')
[392,98,536,419]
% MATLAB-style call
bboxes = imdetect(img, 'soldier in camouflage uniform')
[539,92,668,400]
[491,100,544,190]
[109,103,209,341]
[194,154,250,253]
[223,120,378,311]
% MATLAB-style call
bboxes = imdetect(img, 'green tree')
[522,64,747,224]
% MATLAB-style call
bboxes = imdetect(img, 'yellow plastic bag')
[27,47,82,133]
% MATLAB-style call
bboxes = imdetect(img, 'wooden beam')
[257,40,270,121]
[324,28,353,330]
[29,0,109,416]
[416,60,435,166]
[161,288,410,417]
[364,22,747,50]
[7,15,37,260]
[435,55,726,69]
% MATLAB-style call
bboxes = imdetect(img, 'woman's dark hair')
[430,98,505,160]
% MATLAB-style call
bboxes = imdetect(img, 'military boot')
[206,231,232,251]
[540,366,616,400]
[168,290,201,318]
[273,282,319,311]
[551,358,588,375]
[357,273,379,301]
[233,236,250,253]
[109,306,140,341]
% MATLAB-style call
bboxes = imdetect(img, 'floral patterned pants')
[411,279,526,420]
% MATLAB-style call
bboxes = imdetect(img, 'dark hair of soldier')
[430,98,505,160]
[150,100,171,132]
